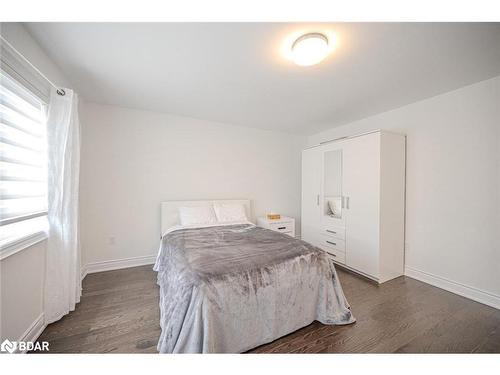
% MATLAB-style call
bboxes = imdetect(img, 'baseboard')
[14,313,46,353]
[81,254,156,279]
[405,266,500,310]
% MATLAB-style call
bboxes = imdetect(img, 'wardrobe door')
[301,148,321,245]
[343,133,381,279]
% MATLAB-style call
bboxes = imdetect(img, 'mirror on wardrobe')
[323,149,343,219]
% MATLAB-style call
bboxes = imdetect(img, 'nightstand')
[257,216,295,237]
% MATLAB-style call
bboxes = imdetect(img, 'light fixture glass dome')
[291,33,329,66]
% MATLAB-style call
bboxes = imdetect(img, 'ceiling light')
[291,33,329,66]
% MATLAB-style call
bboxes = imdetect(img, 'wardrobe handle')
[346,196,350,209]
[316,194,320,206]
[326,230,337,234]
[341,196,345,208]
[326,240,337,246]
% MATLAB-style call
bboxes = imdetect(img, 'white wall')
[308,76,500,306]
[0,241,45,341]
[80,102,306,266]
[0,23,72,341]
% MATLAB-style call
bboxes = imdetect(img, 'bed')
[153,199,355,353]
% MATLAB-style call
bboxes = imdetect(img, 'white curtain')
[44,88,82,324]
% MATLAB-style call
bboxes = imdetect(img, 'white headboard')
[160,199,252,236]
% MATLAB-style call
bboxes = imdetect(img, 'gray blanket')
[153,224,355,353]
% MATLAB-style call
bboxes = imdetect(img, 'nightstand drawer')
[257,216,296,238]
[269,221,294,233]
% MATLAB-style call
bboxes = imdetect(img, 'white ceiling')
[25,23,500,135]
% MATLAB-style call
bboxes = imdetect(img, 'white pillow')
[213,203,248,223]
[178,206,217,226]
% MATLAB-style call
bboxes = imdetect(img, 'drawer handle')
[278,227,286,230]
[326,240,337,246]
[326,230,337,234]
[330,253,336,257]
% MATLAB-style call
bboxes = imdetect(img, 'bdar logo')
[1,339,17,354]
[0,339,48,353]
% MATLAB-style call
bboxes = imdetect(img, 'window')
[0,70,48,249]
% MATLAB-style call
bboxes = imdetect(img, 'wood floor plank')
[395,300,500,353]
[32,264,500,353]
[472,314,500,353]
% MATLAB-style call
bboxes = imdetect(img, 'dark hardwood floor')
[34,265,500,353]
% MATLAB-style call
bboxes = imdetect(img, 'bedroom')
[1,1,499,372]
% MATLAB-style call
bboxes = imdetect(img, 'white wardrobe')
[301,130,406,283]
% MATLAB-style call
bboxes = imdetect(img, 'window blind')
[0,70,48,228]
